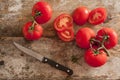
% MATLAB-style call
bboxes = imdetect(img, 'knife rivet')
[67,70,70,72]
[56,64,59,67]
[45,59,47,62]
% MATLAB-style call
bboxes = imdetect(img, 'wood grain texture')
[0,0,120,80]
[0,0,120,37]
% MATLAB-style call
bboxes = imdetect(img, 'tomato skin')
[23,21,43,40]
[54,13,73,32]
[76,27,95,48]
[88,7,107,25]
[32,1,52,24]
[57,29,74,42]
[72,6,89,26]
[84,49,107,67]
[96,27,118,49]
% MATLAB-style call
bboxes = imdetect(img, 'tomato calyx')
[101,35,109,43]
[34,11,42,18]
[93,49,101,55]
[33,10,42,18]
[28,26,34,33]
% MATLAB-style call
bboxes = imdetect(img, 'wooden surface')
[0,0,120,80]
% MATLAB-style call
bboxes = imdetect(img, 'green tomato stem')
[28,21,37,33]
[90,35,110,56]
[102,45,110,56]
[100,35,110,56]
[90,38,101,44]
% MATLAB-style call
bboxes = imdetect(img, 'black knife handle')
[42,57,73,75]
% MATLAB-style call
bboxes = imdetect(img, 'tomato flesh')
[54,13,73,32]
[88,7,107,25]
[57,29,74,42]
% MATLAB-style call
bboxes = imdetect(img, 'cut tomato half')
[54,13,73,32]
[57,29,74,42]
[88,7,107,25]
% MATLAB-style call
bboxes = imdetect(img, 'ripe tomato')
[96,27,118,49]
[72,6,89,26]
[84,49,107,67]
[54,13,73,32]
[88,7,107,25]
[57,29,74,42]
[32,1,52,24]
[76,27,95,48]
[23,21,43,40]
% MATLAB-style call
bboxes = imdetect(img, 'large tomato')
[32,1,52,24]
[54,13,73,32]
[88,7,107,25]
[23,21,43,40]
[96,27,118,49]
[72,6,89,26]
[84,49,108,67]
[76,27,95,48]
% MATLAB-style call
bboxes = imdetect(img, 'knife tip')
[13,42,17,46]
[13,41,16,44]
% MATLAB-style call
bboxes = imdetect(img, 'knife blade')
[13,42,73,75]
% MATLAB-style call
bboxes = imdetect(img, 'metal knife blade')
[13,42,44,61]
[13,42,73,75]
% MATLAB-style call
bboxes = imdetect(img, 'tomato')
[57,29,74,42]
[54,13,73,32]
[23,21,43,40]
[88,7,107,25]
[54,13,74,42]
[32,1,52,24]
[72,6,89,26]
[76,27,95,48]
[96,27,118,49]
[84,49,107,67]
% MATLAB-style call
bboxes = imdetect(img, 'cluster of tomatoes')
[22,1,118,67]
[23,1,52,40]
[76,27,118,67]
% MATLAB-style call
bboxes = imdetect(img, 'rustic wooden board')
[1,0,120,37]
[0,37,120,80]
[0,0,120,80]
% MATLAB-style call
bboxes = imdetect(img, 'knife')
[13,42,73,75]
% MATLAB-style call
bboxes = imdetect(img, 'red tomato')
[54,13,73,32]
[57,29,74,42]
[96,27,118,49]
[72,6,89,26]
[76,27,95,48]
[32,1,52,24]
[23,21,43,40]
[88,7,107,25]
[84,49,107,67]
